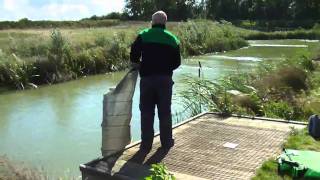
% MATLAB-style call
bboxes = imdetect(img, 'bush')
[95,35,109,47]
[32,58,57,84]
[0,55,35,89]
[233,94,263,116]
[48,29,66,67]
[263,101,296,120]
[257,66,308,100]
[105,32,130,71]
[145,163,175,180]
[278,67,308,92]
[299,55,315,72]
[175,20,248,56]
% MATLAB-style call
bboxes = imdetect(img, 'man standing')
[130,11,181,152]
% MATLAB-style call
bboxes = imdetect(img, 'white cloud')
[91,0,124,12]
[0,0,125,21]
[91,0,109,7]
[3,0,28,11]
[41,3,90,19]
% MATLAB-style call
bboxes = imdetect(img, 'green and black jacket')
[130,25,181,77]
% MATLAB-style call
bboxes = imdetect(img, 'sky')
[0,0,125,21]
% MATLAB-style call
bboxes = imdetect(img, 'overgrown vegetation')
[0,20,248,90]
[181,44,320,121]
[0,28,131,89]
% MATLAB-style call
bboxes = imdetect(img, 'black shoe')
[161,139,174,150]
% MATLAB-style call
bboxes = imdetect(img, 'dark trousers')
[140,75,174,149]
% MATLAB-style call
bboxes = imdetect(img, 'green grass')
[0,20,248,90]
[284,128,320,151]
[252,128,320,180]
[252,160,291,180]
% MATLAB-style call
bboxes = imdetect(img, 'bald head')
[152,11,167,25]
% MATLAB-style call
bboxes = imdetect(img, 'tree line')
[1,0,319,30]
[0,18,120,30]
[124,0,320,21]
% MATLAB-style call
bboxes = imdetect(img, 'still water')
[0,40,317,177]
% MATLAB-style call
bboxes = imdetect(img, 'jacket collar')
[152,24,166,29]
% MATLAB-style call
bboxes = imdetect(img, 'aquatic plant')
[180,77,235,116]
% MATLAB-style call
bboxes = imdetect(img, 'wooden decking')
[81,113,306,180]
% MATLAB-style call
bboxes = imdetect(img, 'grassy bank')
[0,20,248,90]
[181,41,320,121]
[232,20,320,31]
[1,20,319,91]
[245,25,320,40]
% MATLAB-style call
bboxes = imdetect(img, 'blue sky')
[0,0,125,21]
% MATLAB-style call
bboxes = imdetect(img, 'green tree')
[124,0,198,21]
[124,0,320,21]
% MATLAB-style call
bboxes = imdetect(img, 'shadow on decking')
[114,147,170,178]
[80,112,306,180]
